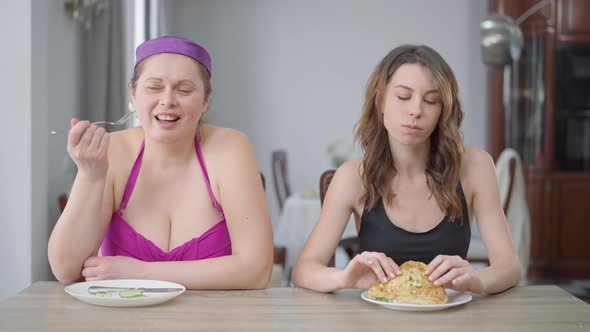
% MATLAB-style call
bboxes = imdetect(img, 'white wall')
[44,0,83,282]
[0,0,32,301]
[31,0,51,287]
[165,0,488,227]
[0,0,81,301]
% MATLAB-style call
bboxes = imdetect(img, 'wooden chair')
[260,172,286,270]
[58,193,68,213]
[271,150,292,211]
[502,159,517,213]
[319,170,336,206]
[319,169,360,265]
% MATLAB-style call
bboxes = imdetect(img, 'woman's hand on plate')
[425,255,483,293]
[339,251,401,289]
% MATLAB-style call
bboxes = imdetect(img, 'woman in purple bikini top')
[101,135,232,261]
[48,36,273,289]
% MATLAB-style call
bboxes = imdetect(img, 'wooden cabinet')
[551,174,590,275]
[557,0,590,43]
[489,0,590,278]
[525,171,551,274]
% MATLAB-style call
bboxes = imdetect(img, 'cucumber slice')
[373,296,390,302]
[119,290,145,298]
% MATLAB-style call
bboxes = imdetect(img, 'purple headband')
[134,36,212,77]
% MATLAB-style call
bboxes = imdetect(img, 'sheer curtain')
[80,0,127,123]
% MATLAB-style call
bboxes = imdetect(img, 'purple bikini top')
[100,135,232,261]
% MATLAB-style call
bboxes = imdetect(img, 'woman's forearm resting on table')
[476,256,522,294]
[48,174,109,284]
[52,248,272,289]
[140,253,273,289]
[292,259,345,293]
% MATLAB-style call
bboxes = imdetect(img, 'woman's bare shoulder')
[333,159,364,192]
[322,159,365,213]
[462,147,494,171]
[109,127,142,151]
[337,159,363,179]
[461,146,496,186]
[202,123,250,147]
[201,124,253,158]
[107,128,144,167]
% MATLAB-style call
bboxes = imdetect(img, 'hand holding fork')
[50,111,134,135]
[64,113,134,179]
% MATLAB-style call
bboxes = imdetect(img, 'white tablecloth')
[274,194,357,274]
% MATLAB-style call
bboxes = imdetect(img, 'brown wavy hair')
[354,45,465,221]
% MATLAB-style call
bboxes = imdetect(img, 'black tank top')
[358,184,470,265]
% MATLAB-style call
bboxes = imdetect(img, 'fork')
[49,111,135,135]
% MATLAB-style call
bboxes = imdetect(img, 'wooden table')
[0,282,588,331]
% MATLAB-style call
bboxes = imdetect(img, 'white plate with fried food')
[361,289,472,311]
[362,260,472,311]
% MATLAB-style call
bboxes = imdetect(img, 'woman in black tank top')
[358,184,471,266]
[292,45,522,295]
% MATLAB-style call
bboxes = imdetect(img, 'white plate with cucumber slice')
[64,279,185,307]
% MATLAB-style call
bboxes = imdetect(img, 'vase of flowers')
[326,139,351,169]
